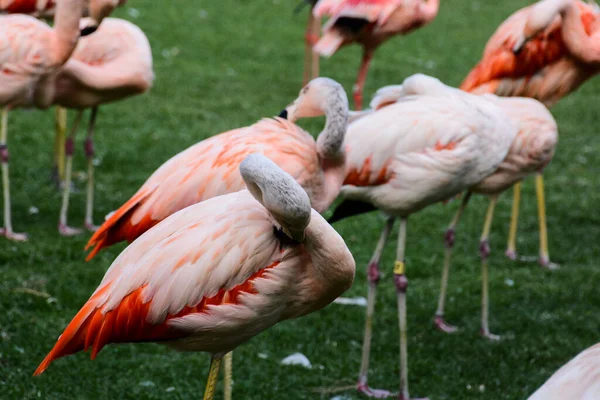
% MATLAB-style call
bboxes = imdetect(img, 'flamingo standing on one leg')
[0,0,128,185]
[460,0,600,267]
[0,0,99,241]
[52,17,153,236]
[85,77,348,259]
[34,153,356,400]
[365,76,559,336]
[328,74,516,399]
[528,342,600,400]
[312,0,440,110]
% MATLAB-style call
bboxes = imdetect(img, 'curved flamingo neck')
[51,0,85,66]
[316,89,348,161]
[561,2,600,64]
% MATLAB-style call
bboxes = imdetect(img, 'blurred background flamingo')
[53,17,153,236]
[85,77,348,259]
[461,0,600,267]
[328,74,515,399]
[34,153,356,400]
[0,0,97,241]
[312,0,440,109]
[0,0,128,184]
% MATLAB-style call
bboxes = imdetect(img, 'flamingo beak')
[283,226,305,243]
[80,25,98,36]
[280,103,299,123]
[512,37,526,55]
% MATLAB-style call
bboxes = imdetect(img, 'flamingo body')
[53,17,154,109]
[472,95,558,195]
[461,0,600,106]
[528,343,600,400]
[341,91,514,215]
[35,154,355,376]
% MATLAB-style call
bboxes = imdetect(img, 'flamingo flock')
[0,0,597,399]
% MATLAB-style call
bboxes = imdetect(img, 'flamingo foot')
[59,224,83,236]
[356,382,394,398]
[0,228,29,241]
[480,329,501,341]
[84,222,99,232]
[505,249,517,260]
[434,316,458,333]
[539,256,559,270]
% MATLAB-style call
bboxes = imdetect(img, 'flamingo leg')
[356,217,395,398]
[310,12,320,80]
[84,107,98,232]
[395,218,429,400]
[353,50,374,110]
[434,191,473,333]
[303,8,319,85]
[535,173,557,269]
[52,106,67,187]
[505,182,521,260]
[0,108,26,241]
[58,111,83,236]
[203,355,222,400]
[480,195,500,341]
[223,352,233,400]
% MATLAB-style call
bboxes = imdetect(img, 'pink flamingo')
[460,0,600,266]
[312,0,440,109]
[528,342,600,400]
[85,77,348,260]
[34,153,356,400]
[0,0,128,184]
[328,74,516,399]
[366,77,559,336]
[53,17,153,236]
[0,0,97,241]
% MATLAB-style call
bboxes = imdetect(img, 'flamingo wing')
[36,191,285,374]
[461,1,598,93]
[85,118,316,259]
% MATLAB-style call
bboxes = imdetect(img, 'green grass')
[2,0,600,399]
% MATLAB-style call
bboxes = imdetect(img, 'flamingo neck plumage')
[51,0,85,66]
[314,87,349,212]
[560,1,600,64]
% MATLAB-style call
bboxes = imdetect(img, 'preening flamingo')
[528,342,600,400]
[328,74,516,399]
[461,0,600,266]
[313,0,440,109]
[0,0,97,241]
[367,76,558,336]
[34,153,356,400]
[85,77,348,259]
[53,17,153,236]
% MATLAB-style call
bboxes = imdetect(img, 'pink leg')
[303,9,319,86]
[357,218,394,398]
[84,107,98,232]
[0,108,27,241]
[58,111,83,236]
[353,50,374,111]
[434,192,472,333]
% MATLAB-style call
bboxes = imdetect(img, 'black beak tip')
[80,26,98,37]
[513,46,522,55]
[278,109,288,119]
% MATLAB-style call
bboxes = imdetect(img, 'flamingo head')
[278,77,346,123]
